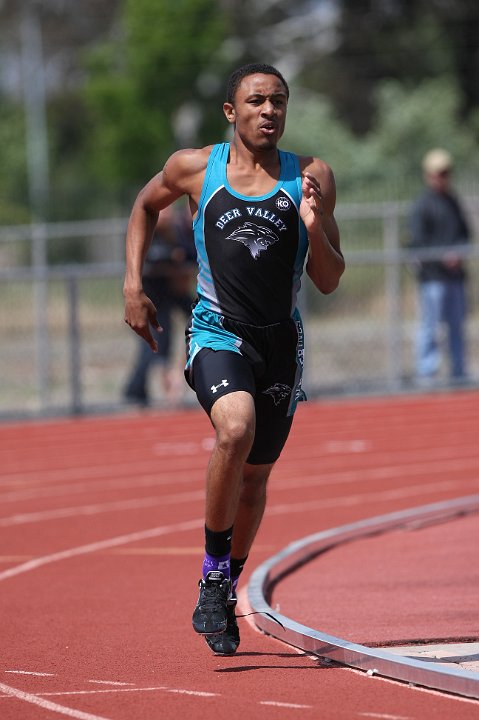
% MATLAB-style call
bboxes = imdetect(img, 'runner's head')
[226,63,289,104]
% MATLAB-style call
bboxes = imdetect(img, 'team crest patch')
[226,222,279,259]
[276,196,291,211]
[263,383,292,405]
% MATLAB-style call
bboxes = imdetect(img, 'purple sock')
[202,552,230,579]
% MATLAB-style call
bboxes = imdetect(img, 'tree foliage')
[320,0,479,134]
[284,75,479,202]
[0,99,28,223]
[0,0,478,221]
[83,0,229,196]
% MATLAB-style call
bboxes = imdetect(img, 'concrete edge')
[247,494,479,700]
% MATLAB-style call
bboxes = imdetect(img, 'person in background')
[409,148,471,384]
[123,204,196,407]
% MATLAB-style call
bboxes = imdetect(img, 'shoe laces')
[199,579,229,609]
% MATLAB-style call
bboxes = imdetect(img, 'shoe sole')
[192,618,228,636]
[193,626,227,637]
[204,604,239,654]
[204,634,239,656]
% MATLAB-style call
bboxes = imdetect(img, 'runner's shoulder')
[298,154,334,180]
[163,146,215,192]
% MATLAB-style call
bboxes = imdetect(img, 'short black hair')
[226,63,289,104]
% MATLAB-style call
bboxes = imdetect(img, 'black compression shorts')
[186,315,306,464]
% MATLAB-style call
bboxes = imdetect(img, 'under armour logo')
[211,379,229,394]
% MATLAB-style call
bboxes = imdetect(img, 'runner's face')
[226,73,288,149]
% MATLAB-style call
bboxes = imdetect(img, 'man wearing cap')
[409,148,471,383]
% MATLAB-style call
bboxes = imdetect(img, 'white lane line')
[359,714,412,720]
[322,440,369,453]
[1,681,294,706]
[154,439,215,455]
[3,474,476,530]
[165,689,218,697]
[0,686,218,699]
[0,518,204,583]
[4,450,479,515]
[1,687,164,698]
[0,490,204,527]
[0,682,111,720]
[353,667,479,705]
[260,700,312,708]
[87,680,135,687]
[274,455,479,491]
[0,457,206,489]
[0,468,201,502]
[5,670,56,677]
[1,479,474,583]
[0,677,307,710]
[4,442,478,502]
[267,478,479,517]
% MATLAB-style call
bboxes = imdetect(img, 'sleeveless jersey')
[193,142,308,325]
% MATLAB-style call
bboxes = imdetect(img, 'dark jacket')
[409,188,470,281]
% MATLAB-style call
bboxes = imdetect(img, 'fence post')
[32,222,50,410]
[66,275,83,415]
[384,206,403,390]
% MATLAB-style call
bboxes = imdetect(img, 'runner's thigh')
[191,348,255,415]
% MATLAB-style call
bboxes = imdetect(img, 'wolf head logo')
[226,222,279,259]
[263,383,292,405]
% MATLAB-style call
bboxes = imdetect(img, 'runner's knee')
[215,414,255,456]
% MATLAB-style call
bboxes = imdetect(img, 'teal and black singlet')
[185,143,309,437]
[193,142,308,324]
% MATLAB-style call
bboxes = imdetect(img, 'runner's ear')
[223,103,235,124]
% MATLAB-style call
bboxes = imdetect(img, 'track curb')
[248,494,479,700]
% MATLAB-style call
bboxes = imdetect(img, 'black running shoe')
[205,597,240,656]
[192,571,231,636]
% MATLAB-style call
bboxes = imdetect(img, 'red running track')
[275,510,479,647]
[1,391,479,719]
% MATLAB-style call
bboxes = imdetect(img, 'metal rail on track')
[248,494,479,700]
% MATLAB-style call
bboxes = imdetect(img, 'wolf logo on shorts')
[263,383,292,405]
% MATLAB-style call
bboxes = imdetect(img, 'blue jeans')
[416,279,467,379]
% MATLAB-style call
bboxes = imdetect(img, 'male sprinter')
[123,63,344,655]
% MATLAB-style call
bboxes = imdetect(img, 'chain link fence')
[1,199,479,420]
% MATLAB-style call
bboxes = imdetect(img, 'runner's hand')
[124,289,162,352]
[300,172,324,233]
